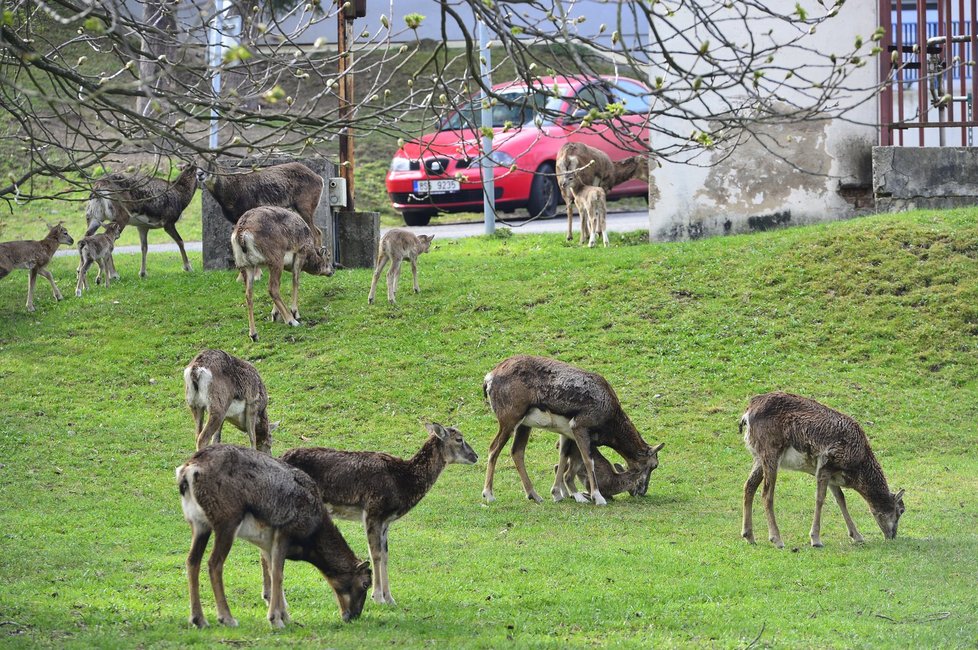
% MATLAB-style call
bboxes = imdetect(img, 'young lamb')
[367,229,434,304]
[281,423,478,605]
[0,223,74,311]
[230,206,335,342]
[197,161,325,248]
[572,185,609,248]
[554,438,649,502]
[184,349,277,453]
[740,391,906,548]
[555,142,649,243]
[176,444,372,628]
[75,222,122,297]
[84,164,197,277]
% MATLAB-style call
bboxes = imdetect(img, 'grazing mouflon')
[176,445,371,628]
[367,229,434,304]
[231,206,335,342]
[483,355,664,505]
[0,223,74,311]
[281,423,478,605]
[184,349,276,453]
[740,391,906,548]
[554,438,648,502]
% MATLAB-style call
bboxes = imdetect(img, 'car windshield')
[438,88,565,131]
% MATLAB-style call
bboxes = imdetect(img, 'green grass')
[1,209,977,648]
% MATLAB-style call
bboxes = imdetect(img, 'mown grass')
[1,209,977,648]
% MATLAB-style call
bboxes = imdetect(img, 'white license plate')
[414,179,460,194]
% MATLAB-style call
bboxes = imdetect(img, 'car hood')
[397,127,544,160]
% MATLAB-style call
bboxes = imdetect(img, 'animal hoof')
[190,615,208,629]
[139,271,147,278]
[184,264,193,272]
[771,539,785,549]
[851,535,865,545]
[218,615,238,628]
[528,492,544,504]
[250,333,259,342]
[268,615,286,629]
[288,319,300,327]
[482,490,496,503]
[368,297,374,304]
[573,492,590,504]
[75,289,82,298]
[811,540,824,548]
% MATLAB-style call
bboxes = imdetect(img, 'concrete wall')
[649,2,879,241]
[874,146,978,212]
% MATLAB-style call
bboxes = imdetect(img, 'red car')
[386,75,651,226]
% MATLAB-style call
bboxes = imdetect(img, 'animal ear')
[614,463,625,472]
[650,442,665,455]
[269,421,280,432]
[356,560,371,571]
[894,489,905,501]
[425,422,448,439]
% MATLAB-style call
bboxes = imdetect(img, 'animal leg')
[26,268,38,312]
[266,530,289,628]
[830,485,865,544]
[186,525,211,628]
[164,223,193,272]
[39,268,62,302]
[137,226,149,278]
[482,421,516,502]
[267,266,297,327]
[386,259,401,304]
[244,267,258,341]
[742,460,763,544]
[260,551,272,605]
[190,406,206,442]
[810,457,830,548]
[570,426,606,505]
[207,526,238,627]
[365,517,390,604]
[75,257,92,297]
[761,461,784,548]
[410,257,421,294]
[563,187,575,241]
[380,521,395,604]
[106,251,119,280]
[511,424,543,504]
[195,408,226,450]
[289,262,301,321]
[368,253,388,304]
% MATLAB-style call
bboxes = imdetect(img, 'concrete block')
[873,146,978,212]
[335,211,380,269]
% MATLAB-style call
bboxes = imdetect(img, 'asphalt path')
[54,209,650,257]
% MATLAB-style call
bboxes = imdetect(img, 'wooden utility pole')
[337,1,360,212]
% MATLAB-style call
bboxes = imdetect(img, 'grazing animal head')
[872,489,906,540]
[426,422,478,465]
[324,559,372,622]
[630,442,665,496]
[303,245,335,277]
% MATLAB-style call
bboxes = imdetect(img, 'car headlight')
[390,157,411,172]
[487,151,515,168]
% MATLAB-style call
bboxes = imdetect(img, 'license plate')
[414,179,460,194]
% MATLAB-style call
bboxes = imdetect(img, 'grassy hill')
[0,209,976,647]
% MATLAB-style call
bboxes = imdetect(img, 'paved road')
[54,209,649,257]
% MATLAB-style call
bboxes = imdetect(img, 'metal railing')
[879,0,978,145]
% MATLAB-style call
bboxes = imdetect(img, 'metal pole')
[479,19,495,235]
[208,0,227,151]
[338,2,355,212]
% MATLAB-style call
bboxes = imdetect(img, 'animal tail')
[84,195,114,236]
[482,372,494,412]
[738,411,749,437]
[184,366,212,408]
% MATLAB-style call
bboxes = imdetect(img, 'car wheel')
[527,162,559,219]
[402,211,434,226]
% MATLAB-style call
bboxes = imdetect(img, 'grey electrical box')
[328,177,347,207]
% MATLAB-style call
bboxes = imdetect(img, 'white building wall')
[649,2,880,240]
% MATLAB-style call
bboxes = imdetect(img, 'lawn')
[0,209,977,648]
